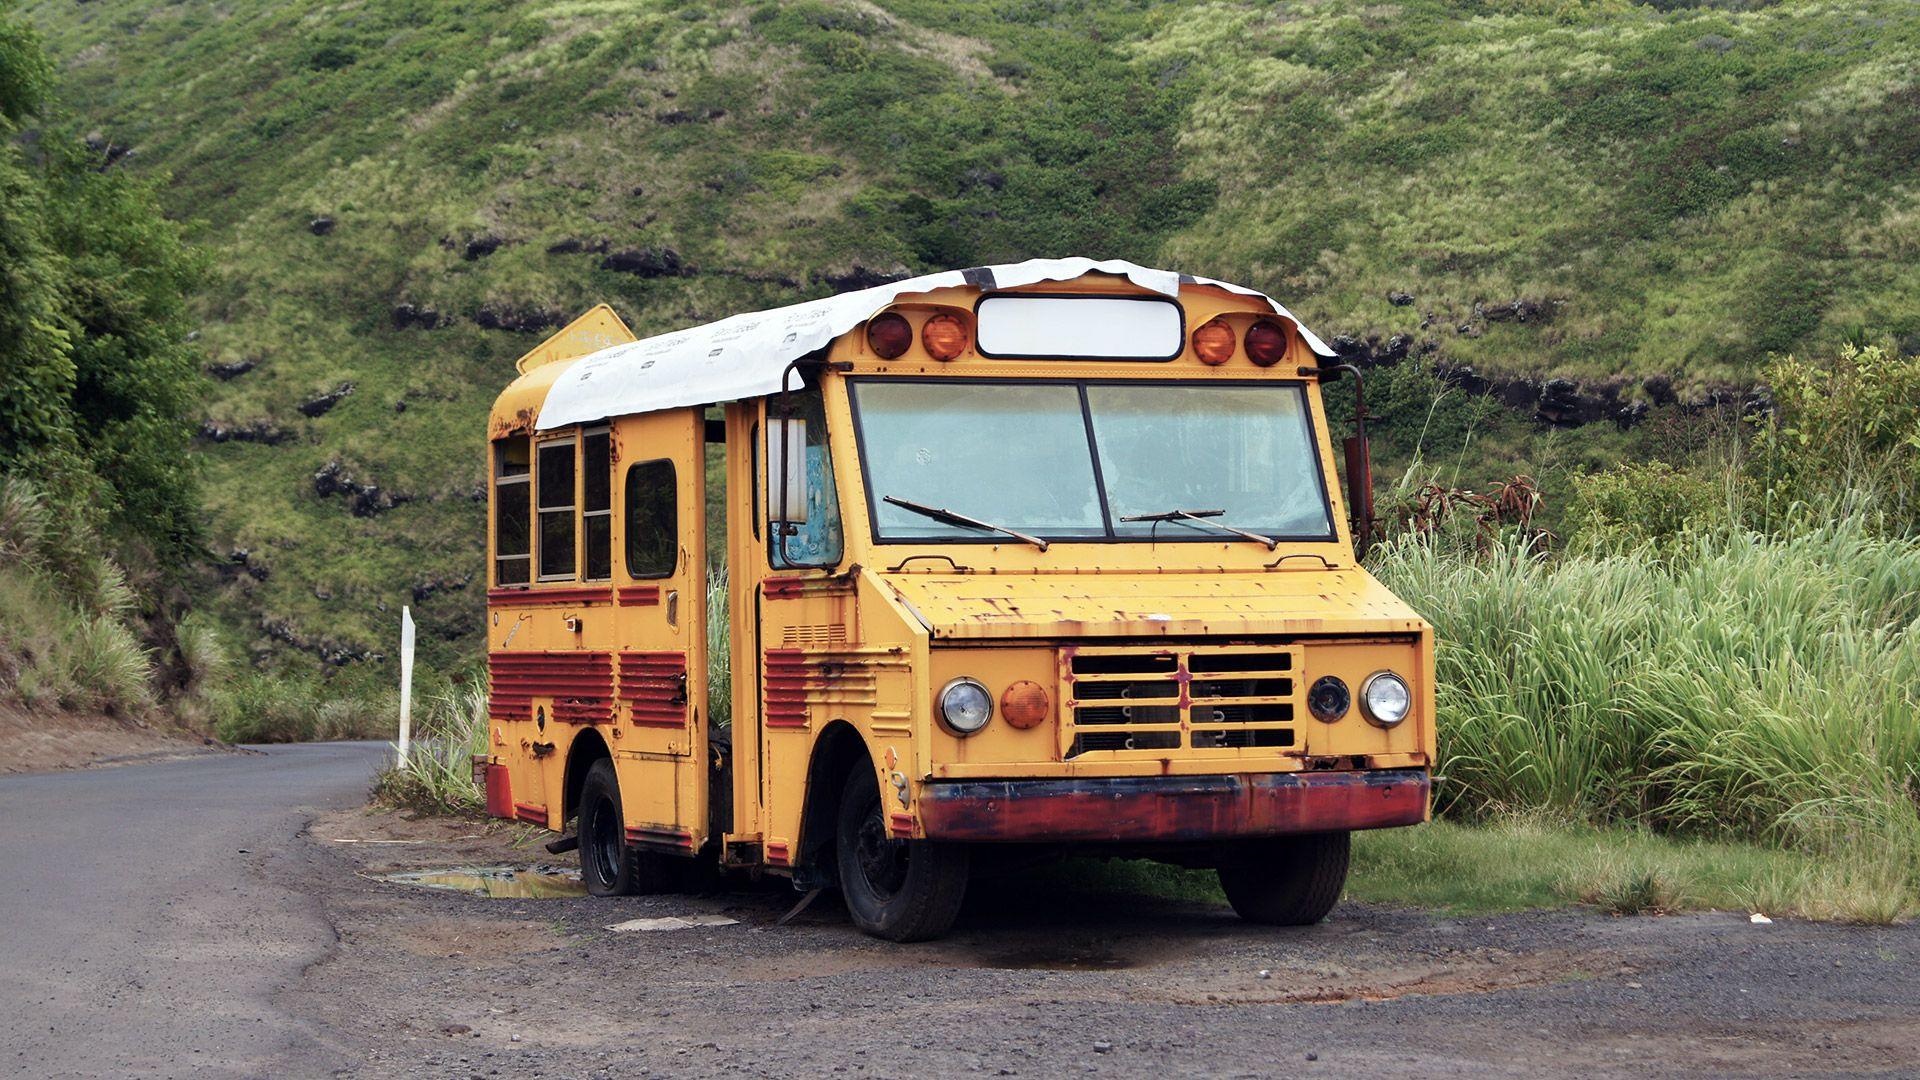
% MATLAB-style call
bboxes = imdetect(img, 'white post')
[397,606,416,767]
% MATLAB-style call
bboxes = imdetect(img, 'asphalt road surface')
[8,743,1920,1078]
[0,742,388,1079]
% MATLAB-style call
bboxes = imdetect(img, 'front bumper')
[917,768,1429,843]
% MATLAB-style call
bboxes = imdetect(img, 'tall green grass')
[1372,517,1920,919]
[371,679,489,815]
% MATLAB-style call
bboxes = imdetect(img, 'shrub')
[1569,461,1730,550]
[1750,344,1920,533]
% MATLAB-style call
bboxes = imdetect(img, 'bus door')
[609,408,709,852]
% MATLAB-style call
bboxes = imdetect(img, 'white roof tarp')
[535,257,1336,430]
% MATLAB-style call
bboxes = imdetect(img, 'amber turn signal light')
[1245,319,1290,367]
[867,312,912,359]
[1191,318,1235,365]
[1000,680,1051,730]
[922,313,969,361]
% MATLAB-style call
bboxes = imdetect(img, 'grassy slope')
[24,0,1920,667]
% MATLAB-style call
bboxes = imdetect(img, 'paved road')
[0,742,388,1079]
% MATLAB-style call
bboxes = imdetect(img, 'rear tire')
[835,767,968,942]
[577,759,670,897]
[1217,831,1350,926]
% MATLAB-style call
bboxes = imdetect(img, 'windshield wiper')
[882,495,1050,551]
[1119,508,1278,550]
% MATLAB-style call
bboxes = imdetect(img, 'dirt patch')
[286,807,1920,1078]
[0,702,216,774]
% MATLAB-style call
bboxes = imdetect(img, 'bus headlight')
[937,677,993,735]
[1360,672,1412,728]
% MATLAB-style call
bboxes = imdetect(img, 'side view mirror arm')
[1305,363,1376,557]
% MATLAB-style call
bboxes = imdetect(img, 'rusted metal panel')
[916,768,1428,843]
[487,586,613,607]
[625,823,697,853]
[880,569,1428,641]
[489,651,615,725]
[483,764,514,819]
[512,801,549,827]
[762,649,811,729]
[617,651,687,728]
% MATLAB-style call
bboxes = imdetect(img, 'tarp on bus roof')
[534,257,1336,431]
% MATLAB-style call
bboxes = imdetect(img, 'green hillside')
[23,0,1920,669]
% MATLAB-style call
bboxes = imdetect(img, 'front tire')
[1217,831,1350,926]
[835,767,968,942]
[578,759,670,897]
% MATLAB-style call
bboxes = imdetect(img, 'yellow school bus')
[480,258,1433,940]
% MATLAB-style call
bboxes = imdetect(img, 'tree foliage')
[0,2,205,571]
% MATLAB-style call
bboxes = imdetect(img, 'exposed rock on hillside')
[473,305,562,333]
[600,247,685,277]
[206,357,257,380]
[298,382,355,418]
[390,303,445,330]
[199,419,291,445]
[312,460,407,517]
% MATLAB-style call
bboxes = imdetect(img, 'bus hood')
[873,569,1427,641]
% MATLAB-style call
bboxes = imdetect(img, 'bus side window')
[537,437,577,580]
[624,460,678,578]
[768,385,843,569]
[582,429,612,581]
[494,437,531,585]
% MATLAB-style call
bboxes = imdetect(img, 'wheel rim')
[585,793,620,885]
[851,793,909,900]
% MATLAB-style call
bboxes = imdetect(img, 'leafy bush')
[1750,344,1920,533]
[1568,461,1731,549]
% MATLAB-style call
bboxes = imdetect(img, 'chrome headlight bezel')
[937,676,994,736]
[1359,671,1412,728]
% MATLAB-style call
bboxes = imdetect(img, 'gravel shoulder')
[296,808,1920,1079]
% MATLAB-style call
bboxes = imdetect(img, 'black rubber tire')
[1216,831,1351,926]
[834,767,969,942]
[577,759,669,897]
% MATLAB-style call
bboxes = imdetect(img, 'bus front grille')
[1061,646,1300,759]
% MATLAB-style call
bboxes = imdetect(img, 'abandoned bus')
[481,258,1434,941]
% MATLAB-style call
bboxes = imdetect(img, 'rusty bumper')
[917,768,1429,844]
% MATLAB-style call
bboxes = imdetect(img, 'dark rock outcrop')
[410,573,472,603]
[811,264,911,294]
[600,247,685,277]
[298,382,355,418]
[199,419,291,445]
[1387,290,1415,307]
[390,303,446,330]
[308,216,335,236]
[462,234,504,261]
[258,616,378,665]
[473,305,564,333]
[206,358,257,380]
[546,237,610,255]
[312,460,408,517]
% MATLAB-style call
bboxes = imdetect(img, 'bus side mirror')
[767,417,809,528]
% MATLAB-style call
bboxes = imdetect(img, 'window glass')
[537,439,576,579]
[624,460,678,578]
[767,386,844,567]
[582,430,611,581]
[1087,384,1333,539]
[851,381,1103,541]
[493,438,531,585]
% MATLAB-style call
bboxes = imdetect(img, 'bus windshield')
[849,379,1336,544]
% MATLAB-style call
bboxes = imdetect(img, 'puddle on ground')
[373,866,588,899]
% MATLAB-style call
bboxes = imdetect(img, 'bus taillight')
[922,313,969,361]
[868,313,913,359]
[1245,319,1289,367]
[1192,318,1235,365]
